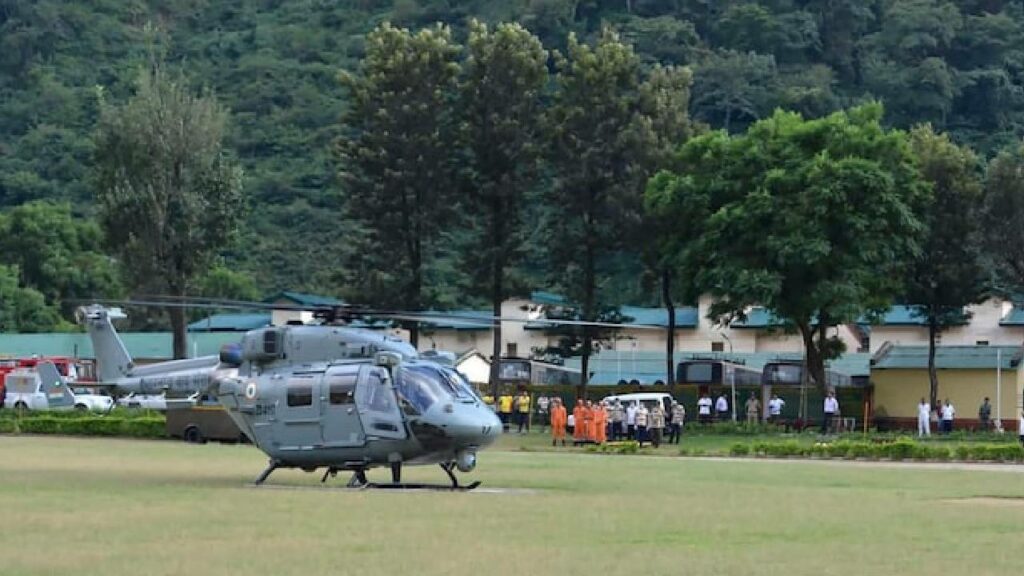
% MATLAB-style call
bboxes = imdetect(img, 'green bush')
[729,443,750,456]
[8,415,165,438]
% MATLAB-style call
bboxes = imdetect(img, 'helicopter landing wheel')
[321,467,339,484]
[253,459,281,485]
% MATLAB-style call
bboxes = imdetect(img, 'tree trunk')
[169,300,187,360]
[662,266,675,386]
[928,320,939,409]
[797,320,827,393]
[489,254,504,399]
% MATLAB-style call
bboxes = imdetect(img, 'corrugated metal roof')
[188,313,271,332]
[530,291,567,306]
[525,306,699,330]
[862,305,968,326]
[264,291,344,307]
[872,345,1021,370]
[419,310,492,331]
[999,306,1024,326]
[729,308,788,329]
[0,332,242,360]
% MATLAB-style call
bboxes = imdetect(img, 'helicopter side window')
[287,383,313,407]
[364,372,394,412]
[328,373,357,405]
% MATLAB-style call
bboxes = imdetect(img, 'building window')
[711,342,724,352]
[976,340,989,346]
[506,342,518,357]
[287,384,313,407]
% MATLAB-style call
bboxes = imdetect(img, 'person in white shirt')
[634,403,649,447]
[821,391,839,434]
[697,394,713,425]
[715,394,729,422]
[1018,410,1024,446]
[625,401,638,440]
[768,394,785,424]
[916,398,931,437]
[940,399,955,434]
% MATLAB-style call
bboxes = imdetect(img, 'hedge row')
[728,438,1024,462]
[0,416,165,438]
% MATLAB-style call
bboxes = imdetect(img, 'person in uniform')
[593,401,607,444]
[978,397,992,432]
[635,402,649,448]
[744,392,761,427]
[582,400,595,443]
[573,399,586,445]
[482,393,496,413]
[649,402,666,448]
[515,390,531,434]
[917,398,931,437]
[626,401,637,440]
[610,400,624,441]
[498,392,514,432]
[669,400,685,444]
[550,398,567,447]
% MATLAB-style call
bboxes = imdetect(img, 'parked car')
[69,387,115,413]
[4,368,76,412]
[117,392,168,411]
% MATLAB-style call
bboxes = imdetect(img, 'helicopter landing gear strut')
[253,459,281,485]
[440,462,481,490]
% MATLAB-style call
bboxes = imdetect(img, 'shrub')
[729,443,750,456]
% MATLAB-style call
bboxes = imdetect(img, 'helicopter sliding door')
[354,366,407,440]
[321,366,365,447]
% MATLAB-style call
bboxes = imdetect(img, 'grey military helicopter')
[79,300,506,490]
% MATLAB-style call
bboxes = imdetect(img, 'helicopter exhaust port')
[455,449,476,473]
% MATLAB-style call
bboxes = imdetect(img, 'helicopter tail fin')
[77,305,133,382]
[37,361,75,408]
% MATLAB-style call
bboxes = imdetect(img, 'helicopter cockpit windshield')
[395,365,479,414]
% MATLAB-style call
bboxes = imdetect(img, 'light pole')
[720,332,736,421]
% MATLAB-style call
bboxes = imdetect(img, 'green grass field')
[2,435,1022,576]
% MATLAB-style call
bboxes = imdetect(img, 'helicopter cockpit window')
[440,368,479,401]
[287,383,313,407]
[364,372,394,412]
[395,366,450,414]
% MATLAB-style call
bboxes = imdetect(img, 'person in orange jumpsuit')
[573,399,586,444]
[550,398,567,447]
[582,400,595,443]
[593,401,607,444]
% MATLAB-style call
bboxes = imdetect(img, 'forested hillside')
[2,0,1023,323]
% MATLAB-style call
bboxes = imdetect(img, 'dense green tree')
[904,125,988,409]
[545,28,663,394]
[337,23,461,347]
[691,49,777,132]
[94,65,244,358]
[0,264,66,332]
[196,265,261,302]
[646,104,927,393]
[0,201,122,314]
[457,20,549,392]
[981,143,1024,294]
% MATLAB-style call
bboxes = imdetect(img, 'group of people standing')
[544,398,688,448]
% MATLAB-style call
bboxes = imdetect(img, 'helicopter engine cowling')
[455,449,476,473]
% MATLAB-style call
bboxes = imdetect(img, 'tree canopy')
[646,104,928,392]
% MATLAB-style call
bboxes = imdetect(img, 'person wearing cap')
[745,392,761,427]
[669,400,685,444]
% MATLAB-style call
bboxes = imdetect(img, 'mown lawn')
[2,435,1023,576]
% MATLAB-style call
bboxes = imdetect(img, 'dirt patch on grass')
[944,497,1024,507]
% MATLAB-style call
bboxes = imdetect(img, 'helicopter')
[78,300,509,490]
[76,297,665,490]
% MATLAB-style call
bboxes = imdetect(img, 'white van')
[600,392,673,412]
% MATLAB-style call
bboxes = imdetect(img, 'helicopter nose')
[445,405,502,448]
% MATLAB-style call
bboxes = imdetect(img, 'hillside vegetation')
[2,0,1023,323]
